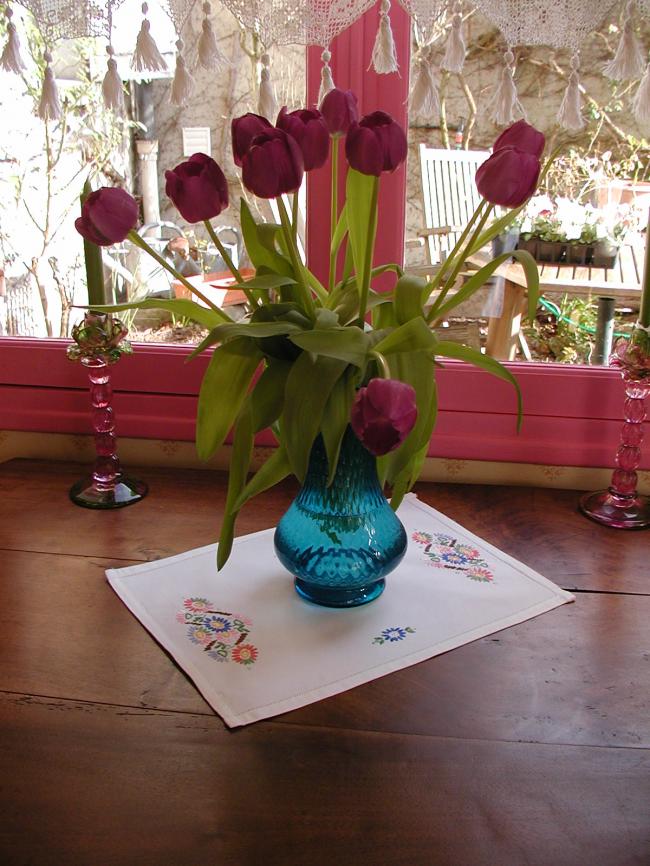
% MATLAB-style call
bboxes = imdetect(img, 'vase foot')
[294,577,386,608]
[70,475,148,510]
[579,489,650,529]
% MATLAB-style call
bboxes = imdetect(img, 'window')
[0,5,643,475]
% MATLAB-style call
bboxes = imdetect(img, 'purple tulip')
[320,88,359,137]
[345,111,408,177]
[276,106,329,171]
[350,378,418,456]
[164,153,229,224]
[493,120,545,158]
[231,112,273,167]
[475,147,541,208]
[241,128,304,199]
[75,187,139,246]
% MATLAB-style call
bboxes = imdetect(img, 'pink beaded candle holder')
[579,330,650,529]
[67,313,147,509]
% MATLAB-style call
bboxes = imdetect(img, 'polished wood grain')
[1,458,649,866]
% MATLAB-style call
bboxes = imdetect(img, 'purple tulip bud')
[276,106,329,171]
[320,88,359,136]
[164,153,229,224]
[345,111,408,177]
[475,147,541,208]
[493,120,545,158]
[350,378,418,456]
[231,112,273,167]
[75,187,139,246]
[241,128,304,199]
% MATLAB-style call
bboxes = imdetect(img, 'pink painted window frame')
[0,4,644,470]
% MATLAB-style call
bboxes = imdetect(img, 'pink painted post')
[306,4,411,289]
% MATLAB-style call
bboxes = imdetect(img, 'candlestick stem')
[70,356,147,509]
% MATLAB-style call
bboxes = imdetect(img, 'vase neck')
[300,427,383,504]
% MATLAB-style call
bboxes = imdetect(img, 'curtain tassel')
[198,2,229,71]
[557,53,584,131]
[318,49,335,106]
[37,51,61,121]
[1,7,26,73]
[410,56,440,120]
[132,2,168,73]
[441,3,466,74]
[258,53,277,121]
[371,0,399,75]
[102,46,125,115]
[170,39,194,105]
[633,64,650,125]
[491,50,524,126]
[603,2,645,81]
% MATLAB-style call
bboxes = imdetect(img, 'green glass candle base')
[70,476,148,510]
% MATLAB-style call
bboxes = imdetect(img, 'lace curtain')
[2,0,649,125]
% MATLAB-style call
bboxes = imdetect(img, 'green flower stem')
[640,210,650,328]
[426,204,493,324]
[425,202,492,325]
[202,220,243,282]
[430,199,488,293]
[328,138,339,294]
[370,349,391,378]
[81,183,105,308]
[276,195,316,317]
[202,220,259,309]
[292,191,299,245]
[357,175,380,328]
[127,231,233,322]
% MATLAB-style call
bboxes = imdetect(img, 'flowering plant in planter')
[76,95,545,568]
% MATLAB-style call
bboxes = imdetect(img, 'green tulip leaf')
[250,359,292,432]
[388,440,430,512]
[282,353,348,481]
[232,445,292,512]
[394,273,428,324]
[314,308,340,329]
[434,340,523,430]
[372,317,437,356]
[236,274,297,291]
[240,198,293,276]
[289,326,370,367]
[196,337,262,461]
[330,203,348,260]
[346,168,376,288]
[377,353,437,488]
[321,369,356,486]
[217,402,254,570]
[89,298,228,329]
[432,249,539,323]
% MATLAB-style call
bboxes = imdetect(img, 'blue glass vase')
[274,427,407,607]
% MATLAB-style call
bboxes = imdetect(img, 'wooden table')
[469,244,644,361]
[1,459,649,865]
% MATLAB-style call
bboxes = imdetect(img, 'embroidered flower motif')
[232,644,259,665]
[372,626,416,645]
[412,530,495,584]
[177,598,259,665]
[439,548,469,567]
[184,598,211,613]
[467,567,494,583]
[204,615,234,634]
[412,531,432,545]
[187,625,213,646]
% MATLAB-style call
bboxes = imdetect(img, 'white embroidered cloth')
[107,494,573,727]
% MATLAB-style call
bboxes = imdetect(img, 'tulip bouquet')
[76,91,546,568]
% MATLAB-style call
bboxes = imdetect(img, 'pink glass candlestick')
[68,313,147,509]
[579,335,650,529]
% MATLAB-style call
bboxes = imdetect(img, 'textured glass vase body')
[274,428,407,607]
